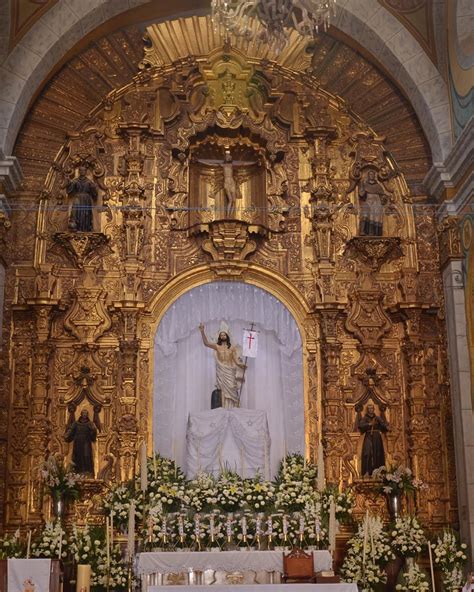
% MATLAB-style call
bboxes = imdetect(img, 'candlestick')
[317,440,325,491]
[428,542,436,592]
[328,499,336,554]
[178,514,185,543]
[106,517,110,579]
[110,513,114,552]
[76,564,91,592]
[362,510,369,573]
[26,530,31,559]
[140,440,148,492]
[127,500,135,561]
[58,528,62,560]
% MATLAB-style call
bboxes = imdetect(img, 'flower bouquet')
[321,486,354,524]
[31,520,67,560]
[395,559,429,591]
[243,476,275,513]
[432,530,468,590]
[274,454,318,512]
[390,516,426,557]
[371,465,425,495]
[187,473,218,513]
[38,453,81,502]
[341,515,395,592]
[215,471,244,513]
[0,530,24,558]
[103,484,144,529]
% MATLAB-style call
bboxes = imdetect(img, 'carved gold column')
[318,307,344,484]
[5,311,34,526]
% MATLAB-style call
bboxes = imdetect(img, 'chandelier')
[211,0,337,51]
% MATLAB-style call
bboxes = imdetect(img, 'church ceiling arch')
[13,15,432,203]
[0,0,451,165]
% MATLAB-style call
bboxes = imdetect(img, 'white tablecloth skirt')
[148,585,358,592]
[137,550,333,576]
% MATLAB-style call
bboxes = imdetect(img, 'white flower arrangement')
[372,465,426,495]
[0,530,24,559]
[103,484,144,527]
[243,476,275,512]
[38,454,82,501]
[274,454,318,512]
[187,473,218,512]
[321,487,354,524]
[31,521,67,559]
[432,530,468,589]
[390,516,426,557]
[341,515,395,592]
[215,472,245,513]
[395,559,430,592]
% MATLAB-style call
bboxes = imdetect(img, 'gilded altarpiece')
[0,45,457,530]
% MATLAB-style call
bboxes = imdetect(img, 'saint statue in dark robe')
[67,166,98,232]
[356,403,388,476]
[64,409,97,475]
[358,170,388,236]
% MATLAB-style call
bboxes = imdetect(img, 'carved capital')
[437,216,462,269]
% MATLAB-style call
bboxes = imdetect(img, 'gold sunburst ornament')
[211,0,336,51]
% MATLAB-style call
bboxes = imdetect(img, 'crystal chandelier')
[211,0,336,51]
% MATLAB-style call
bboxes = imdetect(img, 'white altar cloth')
[7,559,52,592]
[137,550,333,576]
[186,408,270,478]
[149,586,357,592]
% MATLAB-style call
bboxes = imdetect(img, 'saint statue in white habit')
[199,322,246,408]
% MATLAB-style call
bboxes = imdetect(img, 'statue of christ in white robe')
[198,323,246,408]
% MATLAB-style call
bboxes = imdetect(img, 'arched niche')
[152,281,304,478]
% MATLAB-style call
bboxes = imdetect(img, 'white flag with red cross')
[242,329,258,358]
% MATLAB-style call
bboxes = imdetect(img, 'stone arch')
[0,0,451,163]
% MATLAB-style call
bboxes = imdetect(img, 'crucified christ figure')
[197,150,258,218]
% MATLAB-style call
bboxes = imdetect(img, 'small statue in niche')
[358,169,389,236]
[356,402,389,476]
[197,150,258,218]
[66,165,98,232]
[64,408,98,475]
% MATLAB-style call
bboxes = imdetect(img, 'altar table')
[149,586,357,592]
[138,550,333,589]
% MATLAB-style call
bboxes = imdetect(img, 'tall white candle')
[317,440,325,491]
[58,529,62,560]
[26,530,31,559]
[106,517,110,577]
[76,564,91,592]
[362,511,369,572]
[428,542,436,592]
[127,500,136,561]
[140,440,148,492]
[328,499,336,554]
[110,513,114,552]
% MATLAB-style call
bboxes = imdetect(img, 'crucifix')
[196,149,258,218]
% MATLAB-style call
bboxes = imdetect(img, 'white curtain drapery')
[153,282,304,478]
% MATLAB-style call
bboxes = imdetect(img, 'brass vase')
[386,490,403,519]
[51,493,66,520]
